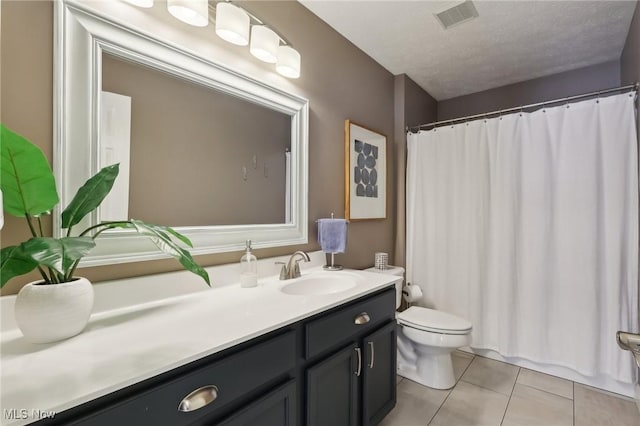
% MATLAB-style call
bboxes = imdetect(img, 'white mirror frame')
[54,1,309,267]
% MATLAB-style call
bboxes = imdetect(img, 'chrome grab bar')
[617,331,640,368]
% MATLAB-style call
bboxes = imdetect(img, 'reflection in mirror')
[55,1,308,266]
[101,53,291,227]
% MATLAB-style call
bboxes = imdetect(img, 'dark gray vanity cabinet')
[44,330,298,426]
[34,286,396,426]
[362,321,397,425]
[304,288,397,426]
[216,380,297,426]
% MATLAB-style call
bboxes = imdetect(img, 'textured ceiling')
[299,0,637,100]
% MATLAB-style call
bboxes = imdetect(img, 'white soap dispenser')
[240,239,258,288]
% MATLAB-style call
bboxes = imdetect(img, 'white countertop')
[0,254,400,425]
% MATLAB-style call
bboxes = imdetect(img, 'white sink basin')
[279,272,361,296]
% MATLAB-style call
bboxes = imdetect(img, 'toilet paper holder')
[402,282,423,307]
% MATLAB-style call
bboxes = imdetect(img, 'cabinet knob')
[354,312,371,325]
[178,385,219,412]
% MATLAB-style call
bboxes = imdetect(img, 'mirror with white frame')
[54,1,309,267]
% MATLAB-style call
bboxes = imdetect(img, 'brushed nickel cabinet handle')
[178,385,219,412]
[354,312,371,325]
[368,341,375,369]
[354,347,362,376]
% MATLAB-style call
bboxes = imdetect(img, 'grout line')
[427,354,476,425]
[455,354,475,385]
[573,381,576,426]
[458,378,515,398]
[516,382,573,401]
[510,367,521,396]
[427,387,453,426]
[499,367,521,426]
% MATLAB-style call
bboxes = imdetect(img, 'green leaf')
[0,124,59,217]
[0,246,38,288]
[110,220,209,286]
[152,224,193,248]
[62,164,120,230]
[21,237,95,277]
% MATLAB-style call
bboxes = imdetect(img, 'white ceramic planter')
[15,277,94,343]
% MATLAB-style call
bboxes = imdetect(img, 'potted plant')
[0,124,210,343]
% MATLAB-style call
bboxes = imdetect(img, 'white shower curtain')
[406,93,639,388]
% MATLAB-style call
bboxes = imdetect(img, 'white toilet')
[367,266,472,390]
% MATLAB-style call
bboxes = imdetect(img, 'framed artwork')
[344,120,387,220]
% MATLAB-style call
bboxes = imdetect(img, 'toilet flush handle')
[354,312,370,325]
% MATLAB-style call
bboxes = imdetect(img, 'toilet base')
[398,352,456,390]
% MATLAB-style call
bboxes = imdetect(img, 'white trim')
[54,1,309,266]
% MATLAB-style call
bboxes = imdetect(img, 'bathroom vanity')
[1,262,400,426]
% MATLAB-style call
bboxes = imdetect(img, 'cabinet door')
[214,380,296,426]
[362,321,397,426]
[306,343,359,426]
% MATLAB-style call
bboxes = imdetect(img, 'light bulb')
[123,0,154,7]
[215,2,250,46]
[167,0,209,27]
[276,46,301,79]
[250,25,280,63]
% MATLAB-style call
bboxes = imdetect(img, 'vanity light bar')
[210,1,302,79]
[122,0,301,78]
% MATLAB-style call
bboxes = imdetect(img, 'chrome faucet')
[276,251,311,280]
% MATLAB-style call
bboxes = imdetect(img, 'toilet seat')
[398,306,472,335]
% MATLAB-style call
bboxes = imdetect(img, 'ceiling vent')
[435,0,479,29]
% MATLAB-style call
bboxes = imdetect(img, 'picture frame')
[344,120,387,220]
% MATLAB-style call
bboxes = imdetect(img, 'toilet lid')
[397,306,472,334]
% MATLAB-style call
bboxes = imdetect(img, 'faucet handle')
[293,260,303,278]
[275,261,288,280]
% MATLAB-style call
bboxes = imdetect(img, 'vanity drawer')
[74,330,296,425]
[305,288,395,359]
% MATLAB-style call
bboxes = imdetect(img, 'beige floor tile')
[502,383,573,426]
[452,351,475,381]
[396,374,404,385]
[429,381,510,426]
[574,383,640,426]
[379,379,450,426]
[460,356,520,396]
[516,368,573,399]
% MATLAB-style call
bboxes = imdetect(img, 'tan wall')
[0,0,396,294]
[102,54,289,226]
[437,60,621,121]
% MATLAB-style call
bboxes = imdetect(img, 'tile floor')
[381,351,640,426]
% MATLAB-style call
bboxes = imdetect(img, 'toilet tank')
[365,266,405,309]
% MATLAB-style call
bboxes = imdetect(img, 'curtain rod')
[407,82,639,133]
